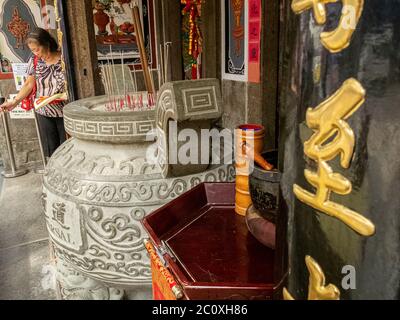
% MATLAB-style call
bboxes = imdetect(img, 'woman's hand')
[0,75,35,113]
[0,100,18,112]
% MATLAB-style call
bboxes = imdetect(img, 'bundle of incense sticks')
[100,90,157,112]
[100,48,158,113]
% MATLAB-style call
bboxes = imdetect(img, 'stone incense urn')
[42,80,235,300]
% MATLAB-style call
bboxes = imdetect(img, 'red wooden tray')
[143,182,279,300]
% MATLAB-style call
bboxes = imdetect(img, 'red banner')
[248,0,261,83]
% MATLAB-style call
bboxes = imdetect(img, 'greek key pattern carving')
[156,89,174,128]
[155,89,174,176]
[155,80,222,177]
[64,116,155,138]
[182,86,219,116]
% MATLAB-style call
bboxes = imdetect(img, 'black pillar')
[279,0,400,300]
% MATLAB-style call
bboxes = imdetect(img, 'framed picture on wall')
[0,53,13,79]
[92,0,157,69]
[1,56,12,72]
[221,0,248,82]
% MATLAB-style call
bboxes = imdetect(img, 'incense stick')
[158,63,162,92]
[159,44,165,86]
[148,66,155,96]
[120,50,126,110]
[110,45,120,99]
[106,47,115,111]
[132,62,138,93]
[164,42,171,84]
[100,64,109,110]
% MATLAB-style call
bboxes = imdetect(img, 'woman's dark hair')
[27,28,59,53]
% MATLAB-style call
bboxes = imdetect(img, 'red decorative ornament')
[7,7,30,49]
[94,2,110,35]
[231,0,245,56]
[181,0,203,80]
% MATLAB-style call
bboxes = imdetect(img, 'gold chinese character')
[291,0,364,53]
[283,256,340,300]
[294,78,375,237]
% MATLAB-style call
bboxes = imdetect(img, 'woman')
[0,28,67,158]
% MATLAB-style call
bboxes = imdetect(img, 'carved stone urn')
[43,80,235,300]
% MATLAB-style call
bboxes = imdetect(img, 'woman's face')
[28,41,47,59]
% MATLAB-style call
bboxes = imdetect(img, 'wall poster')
[0,52,13,79]
[92,0,157,69]
[248,0,261,83]
[222,0,248,81]
[11,62,28,90]
[8,93,34,119]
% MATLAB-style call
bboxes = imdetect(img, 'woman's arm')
[10,75,36,106]
[0,75,35,112]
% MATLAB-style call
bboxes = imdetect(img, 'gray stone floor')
[0,167,153,300]
[0,169,57,300]
[0,164,152,300]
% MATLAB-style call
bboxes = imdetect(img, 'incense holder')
[42,80,235,300]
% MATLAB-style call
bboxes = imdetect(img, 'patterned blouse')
[27,55,66,117]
